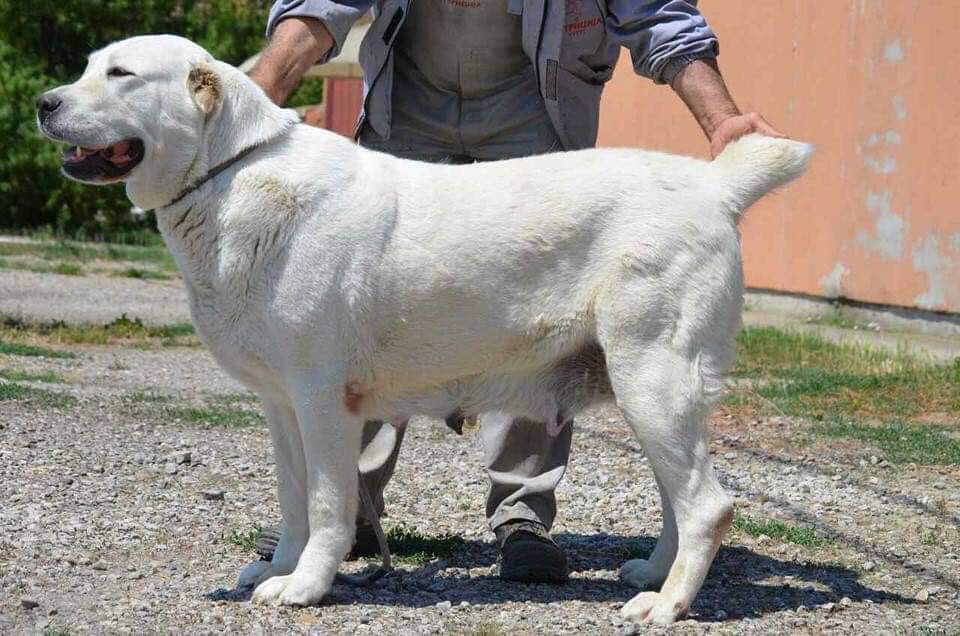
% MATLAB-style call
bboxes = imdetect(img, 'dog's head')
[37,35,297,210]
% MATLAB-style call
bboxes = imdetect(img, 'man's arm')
[669,57,785,158]
[251,1,372,105]
[250,17,334,105]
[605,0,785,157]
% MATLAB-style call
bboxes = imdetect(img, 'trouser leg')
[481,413,573,531]
[356,419,407,522]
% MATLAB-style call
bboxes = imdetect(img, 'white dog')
[39,35,812,624]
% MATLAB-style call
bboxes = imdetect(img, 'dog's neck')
[150,63,300,296]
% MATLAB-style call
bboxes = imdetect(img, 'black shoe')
[495,520,569,583]
[254,522,381,562]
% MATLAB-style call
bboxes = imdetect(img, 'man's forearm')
[670,58,739,141]
[670,57,786,157]
[249,17,334,105]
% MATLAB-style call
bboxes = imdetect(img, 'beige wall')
[598,0,960,313]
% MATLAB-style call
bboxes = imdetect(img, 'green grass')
[0,257,86,276]
[0,339,77,358]
[731,327,959,465]
[0,314,197,348]
[620,542,651,560]
[0,237,177,281]
[162,404,264,428]
[734,326,904,379]
[226,526,262,551]
[0,239,174,270]
[121,390,173,404]
[814,417,960,466]
[732,514,829,548]
[0,381,76,408]
[115,267,173,281]
[122,392,264,429]
[805,310,874,331]
[0,368,65,383]
[383,524,465,565]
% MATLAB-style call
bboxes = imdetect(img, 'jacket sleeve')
[604,0,719,85]
[266,0,374,64]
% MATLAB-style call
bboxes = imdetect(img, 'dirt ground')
[1,268,958,635]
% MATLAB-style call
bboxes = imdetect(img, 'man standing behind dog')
[250,0,784,583]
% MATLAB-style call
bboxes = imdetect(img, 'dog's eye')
[107,66,136,78]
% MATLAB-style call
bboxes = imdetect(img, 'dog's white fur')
[42,36,813,623]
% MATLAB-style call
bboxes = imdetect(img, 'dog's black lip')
[61,138,145,182]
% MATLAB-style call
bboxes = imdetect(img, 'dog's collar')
[159,142,264,210]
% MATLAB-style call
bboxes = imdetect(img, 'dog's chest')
[182,266,279,391]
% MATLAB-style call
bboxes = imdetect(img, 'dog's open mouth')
[61,138,144,182]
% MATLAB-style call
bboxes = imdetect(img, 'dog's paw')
[251,573,328,607]
[238,560,275,588]
[620,558,669,590]
[621,591,687,625]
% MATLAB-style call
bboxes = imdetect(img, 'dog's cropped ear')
[187,64,222,115]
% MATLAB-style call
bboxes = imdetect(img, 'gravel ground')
[1,272,958,634]
[1,342,958,635]
[0,269,188,326]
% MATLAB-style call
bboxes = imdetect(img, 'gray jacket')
[267,0,718,150]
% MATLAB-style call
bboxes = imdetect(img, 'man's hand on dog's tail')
[711,133,815,218]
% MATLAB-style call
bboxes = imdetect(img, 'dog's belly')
[361,339,612,426]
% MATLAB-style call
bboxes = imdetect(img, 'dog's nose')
[37,91,63,119]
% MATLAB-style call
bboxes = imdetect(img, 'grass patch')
[732,514,829,548]
[122,392,263,429]
[0,314,197,348]
[734,326,905,379]
[384,524,465,565]
[121,391,173,404]
[226,526,262,551]
[805,310,875,331]
[814,417,960,466]
[0,339,77,358]
[52,262,84,276]
[0,381,76,408]
[0,239,174,270]
[0,257,86,276]
[620,542,651,560]
[0,368,65,383]
[114,267,173,281]
[731,327,959,465]
[163,404,264,428]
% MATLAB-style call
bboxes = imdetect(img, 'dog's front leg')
[252,374,363,607]
[239,398,308,588]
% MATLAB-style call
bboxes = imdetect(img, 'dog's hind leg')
[605,344,733,625]
[239,398,307,588]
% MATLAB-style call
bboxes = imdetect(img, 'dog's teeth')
[74,147,83,159]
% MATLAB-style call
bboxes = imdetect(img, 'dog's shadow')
[205,532,914,619]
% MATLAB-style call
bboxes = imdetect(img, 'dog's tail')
[711,134,814,219]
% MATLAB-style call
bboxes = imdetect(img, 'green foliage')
[0,313,197,347]
[383,524,466,565]
[814,417,960,466]
[732,515,829,548]
[0,339,77,359]
[0,368,66,383]
[0,381,77,408]
[732,326,960,466]
[0,40,135,237]
[226,525,263,551]
[287,77,326,109]
[0,1,271,238]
